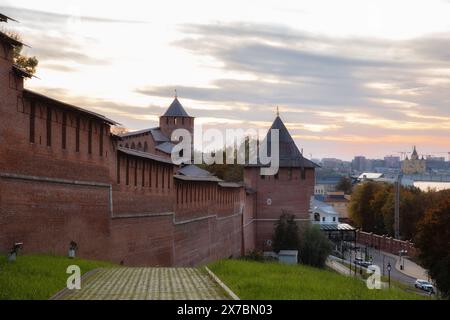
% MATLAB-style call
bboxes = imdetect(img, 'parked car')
[359,260,372,268]
[354,258,372,268]
[415,279,434,293]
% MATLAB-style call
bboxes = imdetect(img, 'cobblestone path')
[61,267,229,300]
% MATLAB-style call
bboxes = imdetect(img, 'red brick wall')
[356,231,417,257]
[159,116,194,140]
[109,215,175,266]
[0,36,249,266]
[244,167,315,250]
[1,95,113,183]
[107,212,242,267]
[243,192,256,253]
[0,176,244,267]
[0,177,111,259]
[119,133,159,155]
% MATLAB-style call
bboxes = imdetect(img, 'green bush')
[298,223,333,268]
[272,213,299,253]
[243,250,265,262]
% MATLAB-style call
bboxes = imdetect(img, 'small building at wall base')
[309,196,356,248]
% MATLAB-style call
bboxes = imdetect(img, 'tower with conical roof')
[159,94,194,139]
[411,145,419,160]
[263,115,316,168]
[243,110,319,252]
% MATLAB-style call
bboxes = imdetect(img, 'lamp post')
[403,250,407,270]
[387,262,391,288]
[394,173,402,239]
[8,242,23,262]
[399,249,407,270]
[68,241,78,259]
[349,248,352,275]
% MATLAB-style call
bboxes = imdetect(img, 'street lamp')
[68,240,78,259]
[399,249,407,270]
[348,248,352,274]
[387,262,392,288]
[8,242,23,262]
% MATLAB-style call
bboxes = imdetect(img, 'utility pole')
[394,172,402,239]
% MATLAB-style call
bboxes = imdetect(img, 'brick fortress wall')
[0,37,245,266]
[244,166,315,251]
[356,231,417,257]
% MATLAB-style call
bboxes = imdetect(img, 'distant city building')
[364,159,374,171]
[352,156,366,172]
[426,156,445,161]
[342,161,352,170]
[315,176,341,194]
[384,156,400,169]
[370,159,385,171]
[425,156,447,171]
[321,158,343,169]
[402,146,426,174]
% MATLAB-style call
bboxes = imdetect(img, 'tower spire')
[174,89,178,99]
[276,106,279,117]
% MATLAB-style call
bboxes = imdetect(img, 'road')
[369,249,416,286]
[343,246,417,287]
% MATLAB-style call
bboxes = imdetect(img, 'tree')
[272,212,299,253]
[349,181,429,239]
[349,181,380,231]
[198,137,258,182]
[399,187,426,240]
[415,195,450,298]
[8,32,38,75]
[298,223,332,268]
[370,184,391,234]
[111,126,129,135]
[336,176,353,194]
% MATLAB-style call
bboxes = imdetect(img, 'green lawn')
[208,259,426,300]
[0,253,115,300]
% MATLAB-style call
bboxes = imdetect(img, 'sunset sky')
[2,0,450,160]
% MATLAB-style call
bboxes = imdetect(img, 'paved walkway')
[326,259,351,276]
[396,256,428,280]
[60,267,230,300]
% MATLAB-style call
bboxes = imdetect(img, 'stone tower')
[243,114,319,251]
[159,96,194,139]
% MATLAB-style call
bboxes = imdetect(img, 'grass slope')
[208,259,424,300]
[0,254,115,300]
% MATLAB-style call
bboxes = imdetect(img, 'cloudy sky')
[2,0,450,160]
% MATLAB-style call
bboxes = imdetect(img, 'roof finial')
[174,88,178,99]
[276,106,279,117]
